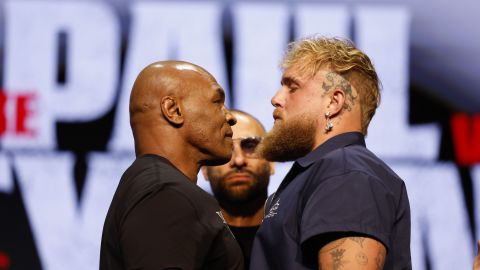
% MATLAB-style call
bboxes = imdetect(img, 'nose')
[230,144,247,168]
[271,87,285,108]
[225,108,237,126]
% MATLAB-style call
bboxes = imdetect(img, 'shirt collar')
[296,132,366,167]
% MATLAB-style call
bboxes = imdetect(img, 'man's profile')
[250,37,411,270]
[100,61,243,270]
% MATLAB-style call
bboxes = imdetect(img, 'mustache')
[224,168,255,179]
[273,109,282,119]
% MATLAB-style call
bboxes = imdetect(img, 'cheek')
[298,94,324,114]
[189,121,208,139]
[285,95,308,116]
[191,109,221,136]
[209,165,230,179]
[249,160,270,174]
[205,109,225,131]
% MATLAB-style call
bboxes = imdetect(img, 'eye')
[240,137,262,154]
[212,96,224,104]
[286,82,300,93]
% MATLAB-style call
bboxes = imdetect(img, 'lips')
[224,126,233,138]
[273,109,282,121]
[226,172,253,183]
[225,131,233,139]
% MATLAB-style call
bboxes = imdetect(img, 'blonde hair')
[282,36,381,134]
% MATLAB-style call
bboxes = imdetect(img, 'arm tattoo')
[375,250,385,270]
[355,252,368,266]
[321,72,357,111]
[320,238,347,253]
[330,249,348,270]
[349,237,365,248]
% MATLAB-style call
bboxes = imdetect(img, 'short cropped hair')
[230,109,266,133]
[281,36,381,134]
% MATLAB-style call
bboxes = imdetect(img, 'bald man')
[203,110,274,269]
[100,61,244,270]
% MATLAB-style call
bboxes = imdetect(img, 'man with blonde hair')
[250,37,411,270]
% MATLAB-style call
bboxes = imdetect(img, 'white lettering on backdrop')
[3,0,119,149]
[109,2,227,152]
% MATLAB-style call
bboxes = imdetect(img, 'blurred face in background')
[205,112,274,206]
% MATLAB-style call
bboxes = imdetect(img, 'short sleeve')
[120,188,209,270]
[300,171,396,251]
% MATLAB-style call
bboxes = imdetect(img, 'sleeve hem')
[300,223,391,251]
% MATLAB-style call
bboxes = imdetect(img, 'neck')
[166,155,200,183]
[222,207,264,227]
[134,129,201,183]
[313,123,362,150]
[219,196,266,227]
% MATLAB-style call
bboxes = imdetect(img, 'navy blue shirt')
[250,132,411,270]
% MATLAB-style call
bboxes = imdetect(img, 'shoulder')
[117,156,182,205]
[127,155,186,184]
[306,145,405,194]
[300,170,402,252]
[115,155,218,224]
[129,187,202,223]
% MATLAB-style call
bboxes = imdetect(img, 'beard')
[257,113,317,162]
[207,165,270,216]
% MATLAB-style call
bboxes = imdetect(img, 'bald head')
[229,110,266,137]
[129,60,214,122]
[128,61,237,180]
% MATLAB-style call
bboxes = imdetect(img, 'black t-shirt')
[250,132,411,270]
[229,225,259,270]
[100,154,244,270]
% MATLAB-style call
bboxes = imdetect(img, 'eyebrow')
[215,87,225,101]
[281,76,301,86]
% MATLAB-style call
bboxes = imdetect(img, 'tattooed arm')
[318,236,386,270]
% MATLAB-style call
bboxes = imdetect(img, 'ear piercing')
[325,112,333,132]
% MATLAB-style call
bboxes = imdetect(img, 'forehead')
[282,66,304,82]
[186,71,224,97]
[282,64,329,82]
[231,113,265,139]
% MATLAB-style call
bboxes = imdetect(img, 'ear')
[328,89,346,116]
[269,162,275,176]
[201,166,210,181]
[161,96,184,125]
